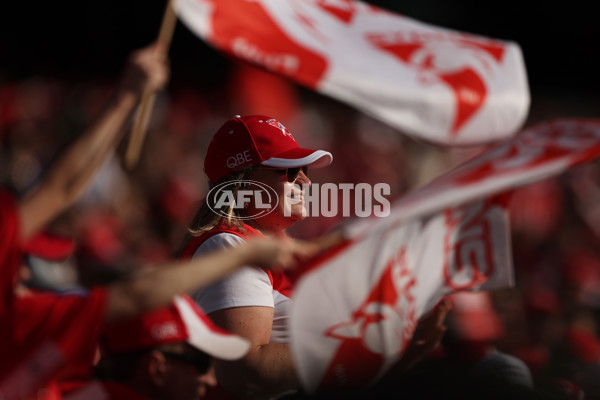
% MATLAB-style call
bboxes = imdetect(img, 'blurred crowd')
[2,61,600,399]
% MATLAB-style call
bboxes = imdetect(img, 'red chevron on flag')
[290,120,600,394]
[319,246,417,389]
[367,33,506,135]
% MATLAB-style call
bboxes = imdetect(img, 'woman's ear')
[145,350,168,386]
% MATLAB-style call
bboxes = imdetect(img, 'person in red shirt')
[180,115,452,400]
[1,194,316,400]
[0,46,320,400]
[180,115,334,399]
[0,41,169,399]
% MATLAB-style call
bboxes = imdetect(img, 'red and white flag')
[349,119,600,237]
[175,0,530,146]
[290,119,600,393]
[291,196,511,393]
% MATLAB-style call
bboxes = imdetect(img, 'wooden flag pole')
[125,0,177,169]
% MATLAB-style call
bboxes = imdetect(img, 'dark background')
[1,0,599,116]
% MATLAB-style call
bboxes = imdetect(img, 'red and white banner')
[291,196,511,393]
[290,119,600,393]
[363,118,600,234]
[174,0,530,146]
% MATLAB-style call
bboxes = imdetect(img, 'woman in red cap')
[180,115,333,399]
[0,52,319,400]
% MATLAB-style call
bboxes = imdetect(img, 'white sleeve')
[189,233,274,314]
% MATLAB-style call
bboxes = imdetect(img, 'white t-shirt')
[189,233,292,343]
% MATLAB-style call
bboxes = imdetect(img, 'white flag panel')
[291,196,511,392]
[291,119,600,393]
[175,0,530,146]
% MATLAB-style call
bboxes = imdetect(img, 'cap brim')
[261,148,332,169]
[23,231,76,261]
[174,295,251,360]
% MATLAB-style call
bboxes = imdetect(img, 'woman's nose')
[295,170,311,186]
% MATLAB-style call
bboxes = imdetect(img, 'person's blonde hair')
[175,167,256,258]
[187,167,254,236]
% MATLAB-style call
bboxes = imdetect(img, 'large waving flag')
[290,119,600,393]
[292,195,512,393]
[175,0,530,146]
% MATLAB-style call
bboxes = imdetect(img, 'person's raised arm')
[18,42,169,241]
[105,236,318,323]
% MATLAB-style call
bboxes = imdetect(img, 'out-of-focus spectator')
[90,295,250,400]
[0,41,171,399]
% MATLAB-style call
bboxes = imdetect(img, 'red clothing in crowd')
[100,382,149,400]
[180,223,292,298]
[181,223,293,400]
[0,190,22,314]
[0,190,108,400]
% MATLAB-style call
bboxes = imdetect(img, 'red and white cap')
[101,295,250,360]
[204,115,333,184]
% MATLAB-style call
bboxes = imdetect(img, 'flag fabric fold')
[291,195,512,392]
[175,0,530,146]
[290,119,600,393]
